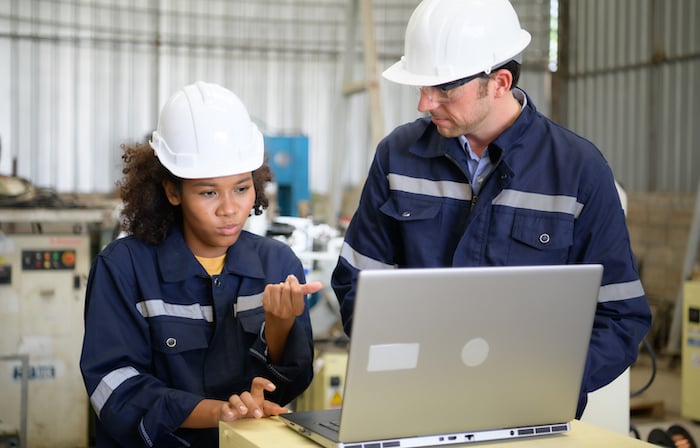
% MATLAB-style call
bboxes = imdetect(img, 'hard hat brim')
[382,58,456,87]
[151,126,265,180]
[383,30,531,87]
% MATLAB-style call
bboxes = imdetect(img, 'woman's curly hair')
[118,142,273,245]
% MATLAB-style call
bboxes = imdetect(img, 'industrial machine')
[0,207,101,448]
[264,134,310,217]
[294,349,348,412]
[682,281,700,420]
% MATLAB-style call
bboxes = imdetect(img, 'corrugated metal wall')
[0,0,551,198]
[555,0,700,193]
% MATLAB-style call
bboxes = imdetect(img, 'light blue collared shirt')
[457,137,491,196]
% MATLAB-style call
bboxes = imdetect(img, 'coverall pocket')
[380,194,467,265]
[149,319,211,389]
[238,307,265,335]
[508,212,574,264]
[151,319,210,354]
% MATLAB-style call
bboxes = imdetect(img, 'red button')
[61,251,76,267]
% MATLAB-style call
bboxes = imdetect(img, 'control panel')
[22,249,77,270]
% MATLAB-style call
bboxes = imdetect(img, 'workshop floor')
[629,351,700,445]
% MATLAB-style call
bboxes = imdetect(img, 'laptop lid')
[283,264,603,447]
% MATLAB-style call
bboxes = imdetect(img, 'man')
[331,0,651,419]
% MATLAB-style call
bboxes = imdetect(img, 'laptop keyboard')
[319,419,340,432]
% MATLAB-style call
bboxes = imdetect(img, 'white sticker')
[461,337,490,367]
[367,343,419,372]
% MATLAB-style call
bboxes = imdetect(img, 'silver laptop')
[280,264,603,448]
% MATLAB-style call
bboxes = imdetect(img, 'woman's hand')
[219,377,288,423]
[262,274,322,363]
[263,274,322,321]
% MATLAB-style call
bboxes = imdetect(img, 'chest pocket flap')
[511,212,574,250]
[379,195,441,221]
[152,320,210,355]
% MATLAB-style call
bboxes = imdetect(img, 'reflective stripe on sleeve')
[136,300,213,322]
[340,241,396,271]
[388,173,472,201]
[90,366,139,416]
[493,189,584,218]
[598,279,645,303]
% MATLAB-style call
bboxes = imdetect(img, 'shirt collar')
[458,135,486,162]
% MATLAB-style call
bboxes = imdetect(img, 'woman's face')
[164,172,256,257]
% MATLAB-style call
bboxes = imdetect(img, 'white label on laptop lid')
[367,343,419,372]
[461,337,490,367]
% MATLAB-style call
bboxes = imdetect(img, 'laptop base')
[281,410,570,448]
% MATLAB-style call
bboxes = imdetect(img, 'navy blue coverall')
[331,89,651,419]
[80,227,314,447]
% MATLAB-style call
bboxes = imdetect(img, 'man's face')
[417,75,494,138]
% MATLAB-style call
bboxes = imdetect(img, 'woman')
[80,81,320,447]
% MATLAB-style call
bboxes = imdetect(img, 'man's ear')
[492,69,514,97]
[162,180,181,206]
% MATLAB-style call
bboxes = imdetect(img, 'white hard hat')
[383,0,532,87]
[150,81,264,179]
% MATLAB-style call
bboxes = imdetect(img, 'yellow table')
[220,416,656,447]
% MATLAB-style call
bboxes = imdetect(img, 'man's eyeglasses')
[419,72,487,104]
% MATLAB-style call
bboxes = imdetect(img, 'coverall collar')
[157,226,266,282]
[490,88,536,154]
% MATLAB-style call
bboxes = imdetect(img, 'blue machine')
[263,134,310,217]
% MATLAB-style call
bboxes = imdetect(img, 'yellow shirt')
[195,254,226,276]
